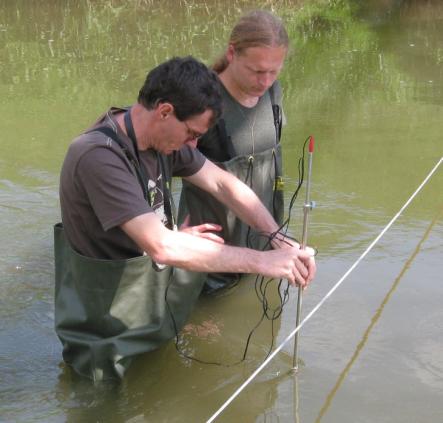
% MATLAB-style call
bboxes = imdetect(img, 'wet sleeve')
[76,147,152,231]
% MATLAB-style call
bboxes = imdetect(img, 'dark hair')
[138,56,222,124]
[213,10,289,74]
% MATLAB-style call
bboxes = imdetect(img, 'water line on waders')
[205,156,442,423]
[293,135,315,371]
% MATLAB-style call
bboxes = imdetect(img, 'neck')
[219,70,259,108]
[115,104,153,150]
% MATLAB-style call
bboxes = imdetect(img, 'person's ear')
[226,44,236,63]
[157,102,174,120]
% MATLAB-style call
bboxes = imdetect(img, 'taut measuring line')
[293,135,315,370]
[205,156,442,423]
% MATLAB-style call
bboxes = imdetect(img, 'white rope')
[206,157,442,423]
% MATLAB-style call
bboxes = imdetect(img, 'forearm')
[122,212,316,286]
[185,161,279,236]
[215,179,310,253]
[154,228,266,273]
[153,228,316,287]
[213,174,279,235]
[122,212,266,274]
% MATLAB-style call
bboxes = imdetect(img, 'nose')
[186,139,198,148]
[258,73,274,90]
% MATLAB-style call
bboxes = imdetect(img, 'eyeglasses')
[183,120,204,141]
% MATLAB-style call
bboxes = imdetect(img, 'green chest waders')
[54,224,205,381]
[179,144,284,292]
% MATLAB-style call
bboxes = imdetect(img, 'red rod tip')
[309,135,315,153]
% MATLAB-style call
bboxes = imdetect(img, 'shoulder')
[269,80,283,105]
[172,145,206,177]
[62,129,132,186]
[67,130,125,163]
[67,108,129,161]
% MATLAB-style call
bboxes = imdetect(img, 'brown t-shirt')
[60,107,205,259]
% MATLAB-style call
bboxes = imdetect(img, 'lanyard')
[124,109,176,229]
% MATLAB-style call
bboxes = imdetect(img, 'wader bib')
[179,84,284,292]
[54,114,204,381]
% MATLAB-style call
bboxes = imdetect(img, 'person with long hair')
[179,10,303,293]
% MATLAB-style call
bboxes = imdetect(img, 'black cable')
[166,135,315,366]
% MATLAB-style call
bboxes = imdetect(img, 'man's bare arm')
[184,160,280,236]
[121,212,315,287]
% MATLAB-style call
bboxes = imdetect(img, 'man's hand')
[269,231,316,258]
[260,246,316,289]
[179,214,225,244]
[269,231,299,249]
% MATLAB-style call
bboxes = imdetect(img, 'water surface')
[0,1,442,422]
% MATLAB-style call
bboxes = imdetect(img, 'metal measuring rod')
[293,135,316,370]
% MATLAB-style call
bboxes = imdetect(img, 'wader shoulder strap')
[87,126,150,202]
[269,84,284,198]
[157,153,176,229]
[215,118,236,160]
[269,83,283,143]
[124,110,149,189]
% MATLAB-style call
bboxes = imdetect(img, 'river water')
[1,1,442,422]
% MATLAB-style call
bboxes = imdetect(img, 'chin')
[250,88,267,97]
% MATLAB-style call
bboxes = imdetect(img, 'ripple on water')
[407,311,443,392]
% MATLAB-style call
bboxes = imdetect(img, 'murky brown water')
[1,1,442,422]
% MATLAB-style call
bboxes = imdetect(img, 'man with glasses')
[55,56,315,381]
